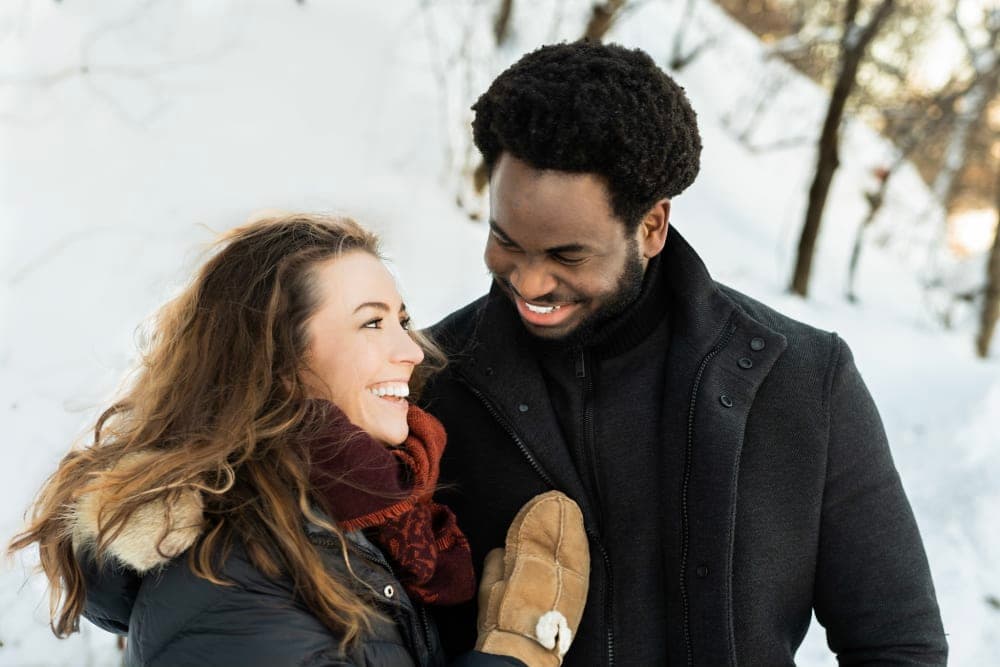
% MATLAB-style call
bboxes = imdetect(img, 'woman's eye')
[400,317,412,331]
[363,318,383,329]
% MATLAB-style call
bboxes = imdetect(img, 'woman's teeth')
[525,302,561,314]
[368,383,410,398]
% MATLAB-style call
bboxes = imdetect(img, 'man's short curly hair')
[472,40,702,231]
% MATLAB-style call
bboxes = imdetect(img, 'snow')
[1,1,997,664]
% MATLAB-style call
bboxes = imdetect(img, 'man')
[422,41,946,666]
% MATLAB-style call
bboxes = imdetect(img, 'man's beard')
[501,241,646,347]
[557,248,645,347]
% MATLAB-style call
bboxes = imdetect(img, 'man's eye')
[491,231,516,248]
[552,254,585,266]
[363,318,383,329]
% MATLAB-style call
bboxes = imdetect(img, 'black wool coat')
[422,228,947,666]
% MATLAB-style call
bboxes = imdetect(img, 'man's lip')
[500,279,573,309]
[515,297,579,327]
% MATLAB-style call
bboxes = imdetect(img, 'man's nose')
[509,261,558,302]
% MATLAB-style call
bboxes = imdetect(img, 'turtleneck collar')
[507,253,670,359]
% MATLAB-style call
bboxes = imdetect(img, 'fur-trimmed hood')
[71,451,204,573]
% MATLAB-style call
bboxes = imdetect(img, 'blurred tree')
[844,68,973,301]
[928,5,999,219]
[790,0,897,297]
[669,0,717,70]
[494,0,515,46]
[846,166,890,302]
[976,163,1000,357]
[584,0,628,41]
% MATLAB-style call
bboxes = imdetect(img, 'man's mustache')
[495,276,578,305]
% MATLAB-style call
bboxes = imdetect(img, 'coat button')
[738,357,753,369]
[383,584,395,599]
[750,337,765,351]
[719,394,733,408]
[485,366,494,376]
[518,403,529,413]
[696,565,709,578]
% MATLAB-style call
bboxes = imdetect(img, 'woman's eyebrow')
[353,302,408,314]
[353,302,390,314]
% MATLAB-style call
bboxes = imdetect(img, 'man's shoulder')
[425,294,490,356]
[717,282,839,354]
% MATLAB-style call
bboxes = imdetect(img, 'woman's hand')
[475,491,590,667]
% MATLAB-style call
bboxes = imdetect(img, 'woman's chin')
[366,418,409,446]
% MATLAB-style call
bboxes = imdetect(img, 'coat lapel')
[660,229,788,666]
[453,288,596,524]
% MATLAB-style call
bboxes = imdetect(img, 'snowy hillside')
[1,1,996,665]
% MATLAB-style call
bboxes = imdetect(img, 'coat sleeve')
[78,549,139,635]
[134,550,418,667]
[812,336,947,664]
[142,594,375,667]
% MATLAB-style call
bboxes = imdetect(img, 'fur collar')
[71,451,204,573]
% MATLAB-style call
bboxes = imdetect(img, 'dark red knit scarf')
[307,401,474,606]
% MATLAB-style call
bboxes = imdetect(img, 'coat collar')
[452,227,788,528]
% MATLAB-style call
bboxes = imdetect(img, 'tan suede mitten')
[475,491,590,667]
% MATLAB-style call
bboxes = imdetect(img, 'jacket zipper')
[575,348,616,666]
[680,319,738,667]
[310,533,393,571]
[310,533,435,663]
[460,377,616,667]
[575,348,605,530]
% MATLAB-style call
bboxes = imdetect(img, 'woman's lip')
[515,297,578,327]
[371,393,409,409]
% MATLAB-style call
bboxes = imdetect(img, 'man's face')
[485,153,650,342]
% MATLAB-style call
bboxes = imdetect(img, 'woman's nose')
[393,327,425,366]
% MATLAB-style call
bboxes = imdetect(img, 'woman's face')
[303,251,424,444]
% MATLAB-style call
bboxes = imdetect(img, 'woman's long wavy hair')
[9,213,444,648]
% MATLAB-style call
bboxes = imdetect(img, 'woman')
[10,214,588,667]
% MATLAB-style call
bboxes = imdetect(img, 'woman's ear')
[637,199,670,258]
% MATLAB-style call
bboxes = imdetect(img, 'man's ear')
[637,198,670,258]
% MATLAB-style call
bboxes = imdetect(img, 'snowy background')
[1,1,997,665]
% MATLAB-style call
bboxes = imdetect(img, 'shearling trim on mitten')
[71,452,204,573]
[476,491,590,667]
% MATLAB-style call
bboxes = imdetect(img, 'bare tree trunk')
[669,0,714,71]
[846,168,889,302]
[583,0,627,42]
[930,70,998,212]
[976,164,1000,358]
[934,6,1000,215]
[494,0,515,46]
[790,0,896,297]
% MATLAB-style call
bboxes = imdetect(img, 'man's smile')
[515,296,581,327]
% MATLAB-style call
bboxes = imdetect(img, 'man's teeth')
[525,302,561,314]
[368,384,410,398]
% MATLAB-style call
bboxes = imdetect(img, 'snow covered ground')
[1,1,996,665]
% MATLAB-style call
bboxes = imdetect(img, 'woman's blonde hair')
[9,213,444,648]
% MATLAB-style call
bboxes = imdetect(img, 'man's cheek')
[484,246,508,277]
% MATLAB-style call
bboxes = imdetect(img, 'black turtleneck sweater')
[531,257,673,664]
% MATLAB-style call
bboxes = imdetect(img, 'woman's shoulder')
[128,542,353,666]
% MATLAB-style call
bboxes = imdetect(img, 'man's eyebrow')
[546,242,589,254]
[488,220,517,245]
[489,220,591,255]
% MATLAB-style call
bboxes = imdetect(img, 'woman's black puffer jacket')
[79,524,519,667]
